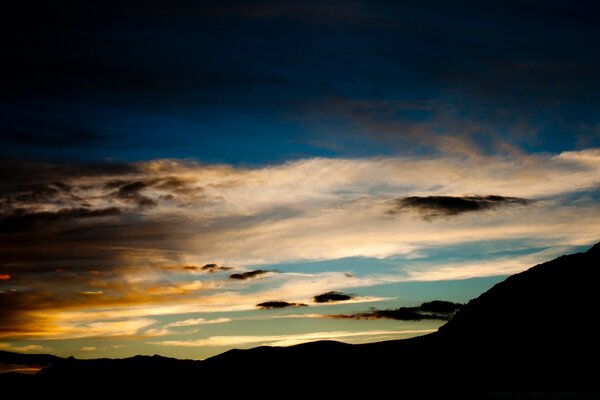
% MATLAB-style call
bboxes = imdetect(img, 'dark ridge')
[0,351,61,365]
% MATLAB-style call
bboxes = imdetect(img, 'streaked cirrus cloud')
[1,149,600,343]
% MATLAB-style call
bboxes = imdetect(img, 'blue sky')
[1,1,600,359]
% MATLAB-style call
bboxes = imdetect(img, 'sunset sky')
[2,1,600,360]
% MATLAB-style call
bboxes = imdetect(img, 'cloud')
[44,318,156,340]
[391,195,531,220]
[165,317,232,328]
[0,207,122,233]
[329,301,462,321]
[151,329,438,348]
[256,301,308,309]
[200,264,232,273]
[0,343,52,353]
[1,151,600,340]
[313,291,354,303]
[81,346,96,351]
[0,274,10,280]
[230,270,273,280]
[107,180,158,209]
[147,280,206,295]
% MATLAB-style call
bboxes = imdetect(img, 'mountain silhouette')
[0,350,61,366]
[1,243,599,397]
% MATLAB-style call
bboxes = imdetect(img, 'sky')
[1,0,600,360]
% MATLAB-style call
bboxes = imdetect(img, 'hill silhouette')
[1,243,599,397]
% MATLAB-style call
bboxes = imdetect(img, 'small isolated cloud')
[78,291,103,296]
[229,269,272,280]
[256,301,308,309]
[201,263,233,273]
[81,346,96,351]
[391,195,532,220]
[418,300,462,313]
[313,291,354,303]
[329,300,462,321]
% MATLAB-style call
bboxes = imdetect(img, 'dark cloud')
[419,300,463,314]
[256,301,308,309]
[329,301,462,321]
[0,160,139,200]
[154,177,197,194]
[107,180,158,209]
[313,291,354,303]
[0,160,193,280]
[2,121,106,149]
[391,195,532,220]
[0,207,122,233]
[4,1,600,164]
[229,269,276,280]
[200,264,233,273]
[1,162,123,185]
[229,270,272,280]
[102,177,199,209]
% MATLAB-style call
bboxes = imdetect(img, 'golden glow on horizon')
[152,329,438,347]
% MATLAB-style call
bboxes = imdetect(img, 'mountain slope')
[0,350,62,366]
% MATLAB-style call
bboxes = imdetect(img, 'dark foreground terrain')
[2,243,599,397]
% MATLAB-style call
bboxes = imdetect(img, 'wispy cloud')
[165,317,232,327]
[1,150,600,340]
[152,329,437,347]
[0,343,52,353]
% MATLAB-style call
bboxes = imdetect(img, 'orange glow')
[0,274,10,280]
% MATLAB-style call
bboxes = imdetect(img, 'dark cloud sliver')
[201,264,232,273]
[393,195,532,219]
[116,181,149,197]
[333,309,438,321]
[419,300,463,314]
[330,301,462,321]
[104,177,196,209]
[108,180,158,209]
[0,207,122,233]
[256,301,308,309]
[229,269,272,280]
[313,291,354,303]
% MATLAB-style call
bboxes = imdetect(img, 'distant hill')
[2,243,599,397]
[0,350,61,366]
